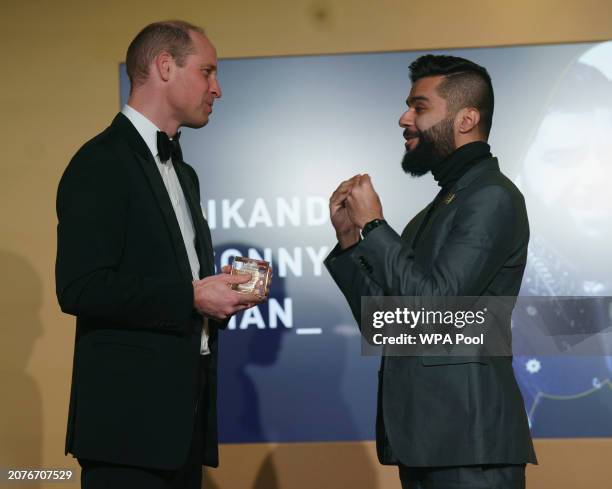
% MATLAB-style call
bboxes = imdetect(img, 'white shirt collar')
[121,104,161,161]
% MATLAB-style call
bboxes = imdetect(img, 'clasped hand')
[329,174,384,249]
[193,265,271,320]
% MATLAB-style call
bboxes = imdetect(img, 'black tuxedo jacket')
[325,157,537,467]
[56,113,222,470]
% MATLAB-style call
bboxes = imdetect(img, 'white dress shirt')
[122,104,210,355]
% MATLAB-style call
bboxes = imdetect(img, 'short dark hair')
[126,20,205,90]
[409,55,495,138]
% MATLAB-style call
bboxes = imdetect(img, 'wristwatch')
[361,218,386,238]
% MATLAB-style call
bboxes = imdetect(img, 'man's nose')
[399,109,414,128]
[211,78,222,99]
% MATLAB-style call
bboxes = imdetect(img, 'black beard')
[401,117,456,176]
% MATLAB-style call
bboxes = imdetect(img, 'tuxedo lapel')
[134,152,195,281]
[111,113,194,282]
[174,163,215,278]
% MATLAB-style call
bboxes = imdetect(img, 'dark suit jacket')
[55,113,222,470]
[325,157,537,467]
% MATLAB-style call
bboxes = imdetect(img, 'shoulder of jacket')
[465,168,525,203]
[70,124,132,167]
[60,124,133,192]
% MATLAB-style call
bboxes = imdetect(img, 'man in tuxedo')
[326,55,536,488]
[56,21,265,488]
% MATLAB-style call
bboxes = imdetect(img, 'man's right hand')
[193,272,263,320]
[330,175,361,249]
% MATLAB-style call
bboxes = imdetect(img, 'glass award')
[230,256,271,298]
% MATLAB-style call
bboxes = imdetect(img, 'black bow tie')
[156,131,183,163]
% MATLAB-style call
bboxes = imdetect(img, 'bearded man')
[325,55,537,489]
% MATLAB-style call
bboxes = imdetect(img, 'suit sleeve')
[342,184,527,297]
[55,145,195,333]
[325,242,385,329]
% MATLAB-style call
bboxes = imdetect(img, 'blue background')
[120,42,612,442]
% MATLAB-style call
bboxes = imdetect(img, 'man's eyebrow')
[406,95,429,106]
[201,64,217,71]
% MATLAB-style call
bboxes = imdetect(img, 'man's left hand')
[346,174,384,229]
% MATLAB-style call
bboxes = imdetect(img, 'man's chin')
[401,150,432,177]
[182,116,209,129]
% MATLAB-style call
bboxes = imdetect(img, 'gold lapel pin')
[443,193,456,205]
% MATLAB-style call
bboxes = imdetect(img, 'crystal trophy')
[230,256,271,298]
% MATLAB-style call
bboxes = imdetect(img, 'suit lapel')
[111,113,194,282]
[407,158,501,249]
[401,206,430,247]
[134,152,195,281]
[412,190,455,248]
[174,163,215,278]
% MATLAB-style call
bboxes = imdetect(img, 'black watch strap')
[362,219,386,238]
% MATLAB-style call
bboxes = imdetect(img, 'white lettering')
[205,200,215,228]
[278,247,302,277]
[220,248,241,268]
[226,300,293,330]
[305,246,329,276]
[248,198,274,227]
[276,197,300,227]
[269,298,293,328]
[239,306,266,330]
[409,310,421,327]
[222,198,245,229]
[306,197,328,226]
[248,248,273,264]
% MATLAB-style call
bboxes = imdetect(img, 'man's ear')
[456,107,481,135]
[153,51,174,82]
